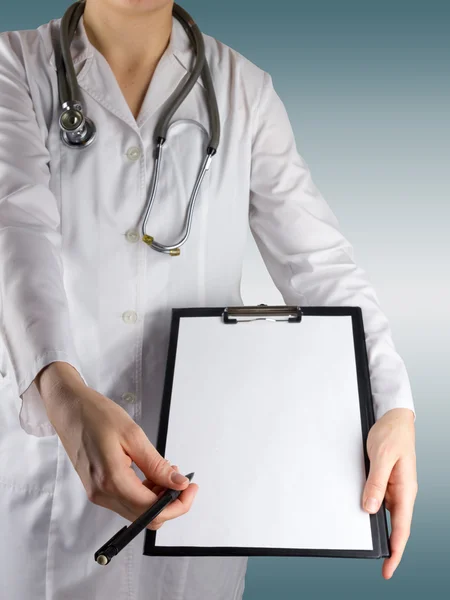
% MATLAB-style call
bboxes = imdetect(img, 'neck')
[83,0,174,73]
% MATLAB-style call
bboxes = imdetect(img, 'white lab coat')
[0,12,415,600]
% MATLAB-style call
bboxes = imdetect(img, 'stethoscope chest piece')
[59,100,97,149]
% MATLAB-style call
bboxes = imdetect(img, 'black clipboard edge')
[144,306,390,559]
[352,306,391,559]
[142,546,383,559]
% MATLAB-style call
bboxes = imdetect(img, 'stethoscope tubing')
[56,0,221,255]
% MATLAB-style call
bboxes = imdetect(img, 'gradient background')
[2,1,449,598]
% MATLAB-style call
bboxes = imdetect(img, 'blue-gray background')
[2,1,449,598]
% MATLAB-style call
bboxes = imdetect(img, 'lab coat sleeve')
[0,32,87,437]
[248,71,415,422]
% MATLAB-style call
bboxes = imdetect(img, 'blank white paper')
[155,315,373,551]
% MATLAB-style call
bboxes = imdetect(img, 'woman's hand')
[36,362,199,531]
[362,408,418,579]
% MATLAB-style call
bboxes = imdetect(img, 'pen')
[94,472,195,566]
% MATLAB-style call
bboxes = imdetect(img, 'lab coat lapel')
[48,15,135,129]
[134,16,206,129]
[134,49,187,129]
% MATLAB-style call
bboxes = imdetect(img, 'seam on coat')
[134,133,146,429]
[126,543,134,600]
[250,70,268,155]
[125,131,147,600]
[0,224,60,236]
[44,434,61,600]
[0,183,35,205]
[177,557,190,600]
[0,476,53,496]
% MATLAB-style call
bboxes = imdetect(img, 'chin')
[100,0,173,13]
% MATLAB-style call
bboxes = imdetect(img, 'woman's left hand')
[362,407,418,579]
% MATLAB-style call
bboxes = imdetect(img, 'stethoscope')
[56,0,220,256]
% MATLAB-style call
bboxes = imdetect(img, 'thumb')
[124,429,190,490]
[363,454,393,514]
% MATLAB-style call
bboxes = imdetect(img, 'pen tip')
[185,472,195,481]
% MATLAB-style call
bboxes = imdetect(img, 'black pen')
[94,472,195,566]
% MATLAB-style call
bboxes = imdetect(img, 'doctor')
[0,0,417,598]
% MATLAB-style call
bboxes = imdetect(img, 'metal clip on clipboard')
[222,304,303,324]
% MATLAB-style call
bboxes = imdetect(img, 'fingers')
[148,483,199,528]
[147,464,178,497]
[363,411,418,579]
[105,495,158,529]
[113,476,199,530]
[382,495,413,579]
[363,449,396,514]
[382,468,418,579]
[87,453,157,512]
[121,426,190,491]
[88,457,199,530]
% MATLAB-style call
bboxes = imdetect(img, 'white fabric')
[0,12,414,600]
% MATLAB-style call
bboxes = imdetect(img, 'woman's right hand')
[35,362,198,530]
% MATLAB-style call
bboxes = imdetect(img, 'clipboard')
[143,305,390,559]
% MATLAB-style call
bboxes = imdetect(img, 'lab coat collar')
[48,13,203,86]
[47,13,206,130]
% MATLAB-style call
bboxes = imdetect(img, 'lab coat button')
[122,392,136,404]
[126,146,141,161]
[122,310,137,324]
[125,229,140,243]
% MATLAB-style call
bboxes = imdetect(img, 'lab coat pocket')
[0,479,54,598]
[0,379,54,598]
[0,375,58,494]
